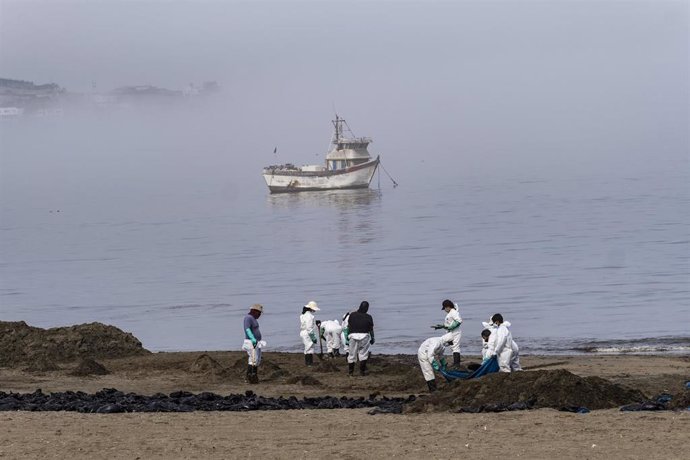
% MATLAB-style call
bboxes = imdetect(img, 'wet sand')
[1,352,688,459]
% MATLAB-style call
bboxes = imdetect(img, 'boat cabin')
[325,138,372,171]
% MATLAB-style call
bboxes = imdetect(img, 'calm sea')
[1,116,688,356]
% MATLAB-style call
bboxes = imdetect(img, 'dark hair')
[491,313,504,324]
[358,301,369,313]
[442,299,454,309]
[302,307,311,314]
[481,329,491,338]
[315,320,322,326]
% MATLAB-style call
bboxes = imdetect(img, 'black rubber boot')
[249,365,259,384]
[427,379,437,393]
[334,349,341,357]
[305,354,313,366]
[246,364,253,382]
[328,352,335,359]
[359,359,368,376]
[453,352,461,366]
[348,362,355,375]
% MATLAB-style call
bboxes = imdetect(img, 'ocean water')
[1,117,689,356]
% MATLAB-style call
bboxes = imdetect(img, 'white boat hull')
[263,157,379,193]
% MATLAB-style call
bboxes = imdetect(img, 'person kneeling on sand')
[417,334,454,392]
[242,304,265,384]
[486,313,522,372]
[346,301,375,376]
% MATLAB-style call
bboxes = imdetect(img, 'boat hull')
[263,157,379,193]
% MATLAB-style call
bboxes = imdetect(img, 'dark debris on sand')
[0,389,415,413]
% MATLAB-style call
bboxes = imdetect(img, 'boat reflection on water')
[266,188,381,211]
[267,188,382,247]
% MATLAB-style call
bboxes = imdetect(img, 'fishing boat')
[262,115,380,193]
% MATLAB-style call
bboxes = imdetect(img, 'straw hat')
[304,300,320,311]
[250,304,264,313]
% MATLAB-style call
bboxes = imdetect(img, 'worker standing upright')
[242,304,264,384]
[345,301,374,376]
[341,311,351,358]
[299,301,320,366]
[487,313,515,372]
[432,299,463,366]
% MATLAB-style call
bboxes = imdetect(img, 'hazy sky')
[1,0,688,180]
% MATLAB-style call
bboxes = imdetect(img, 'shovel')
[317,332,324,360]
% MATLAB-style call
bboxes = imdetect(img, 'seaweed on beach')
[0,321,149,367]
[405,369,647,413]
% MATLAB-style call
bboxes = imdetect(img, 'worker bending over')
[417,335,454,392]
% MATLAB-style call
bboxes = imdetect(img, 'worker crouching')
[417,335,454,392]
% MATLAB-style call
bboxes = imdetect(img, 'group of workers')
[242,298,520,392]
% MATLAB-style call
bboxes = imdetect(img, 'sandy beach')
[1,346,689,459]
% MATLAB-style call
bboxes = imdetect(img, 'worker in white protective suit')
[318,319,343,358]
[340,312,351,357]
[299,301,320,366]
[481,328,492,362]
[485,313,521,372]
[431,299,463,366]
[417,335,454,392]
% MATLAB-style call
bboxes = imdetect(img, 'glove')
[245,328,257,347]
[370,338,375,345]
[309,332,317,343]
[432,360,440,371]
[440,358,447,370]
[345,339,350,346]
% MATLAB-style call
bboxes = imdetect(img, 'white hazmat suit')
[341,312,351,355]
[320,320,342,353]
[299,310,317,354]
[486,321,516,372]
[417,337,448,382]
[443,303,462,354]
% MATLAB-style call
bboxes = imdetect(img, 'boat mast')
[332,114,343,144]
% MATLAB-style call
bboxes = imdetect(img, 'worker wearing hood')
[346,301,375,376]
[319,319,343,357]
[486,313,514,372]
[483,316,521,371]
[299,301,320,366]
[417,335,453,392]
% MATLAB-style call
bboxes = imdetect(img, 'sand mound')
[189,354,228,376]
[406,369,646,413]
[70,358,110,376]
[0,321,149,367]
